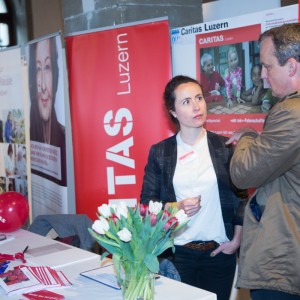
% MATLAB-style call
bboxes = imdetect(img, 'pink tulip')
[140,203,148,217]
[150,213,157,226]
[164,217,178,231]
[162,210,171,220]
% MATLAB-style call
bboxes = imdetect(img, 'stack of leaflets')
[0,265,71,296]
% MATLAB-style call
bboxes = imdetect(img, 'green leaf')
[113,254,122,285]
[100,251,110,260]
[153,239,174,256]
[144,253,159,273]
[105,229,120,243]
[89,228,121,255]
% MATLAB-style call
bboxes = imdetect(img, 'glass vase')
[119,261,155,300]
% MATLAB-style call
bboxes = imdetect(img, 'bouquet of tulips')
[89,200,188,300]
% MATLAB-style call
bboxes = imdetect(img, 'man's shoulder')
[266,94,300,127]
[286,91,300,103]
[277,92,300,111]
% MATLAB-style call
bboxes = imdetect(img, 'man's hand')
[225,127,258,146]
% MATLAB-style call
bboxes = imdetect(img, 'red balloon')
[0,192,29,233]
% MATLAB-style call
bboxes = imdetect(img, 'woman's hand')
[210,239,240,257]
[178,196,201,217]
[210,225,242,257]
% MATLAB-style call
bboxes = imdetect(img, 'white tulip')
[98,204,112,218]
[175,209,188,224]
[149,200,163,215]
[110,204,117,213]
[92,217,110,234]
[115,201,128,219]
[117,227,132,242]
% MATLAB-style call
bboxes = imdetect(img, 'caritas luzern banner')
[65,18,172,219]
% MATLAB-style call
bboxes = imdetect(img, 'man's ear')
[287,58,298,77]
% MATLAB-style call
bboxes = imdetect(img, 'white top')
[173,132,229,245]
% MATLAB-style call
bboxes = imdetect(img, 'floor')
[207,99,262,115]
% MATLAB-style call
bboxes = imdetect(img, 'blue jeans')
[251,289,300,300]
[172,245,236,300]
[158,258,181,281]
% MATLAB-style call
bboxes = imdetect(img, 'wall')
[25,0,63,41]
[19,0,298,43]
[203,0,281,22]
[61,0,203,36]
[11,0,27,47]
[8,0,299,46]
[203,0,298,23]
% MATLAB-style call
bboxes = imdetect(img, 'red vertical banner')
[65,19,173,219]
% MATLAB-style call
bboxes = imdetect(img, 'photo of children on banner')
[28,36,67,186]
[241,64,280,113]
[224,46,245,107]
[241,64,265,105]
[200,53,225,102]
[201,42,270,115]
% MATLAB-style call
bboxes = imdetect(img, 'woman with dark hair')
[29,37,66,186]
[140,75,247,300]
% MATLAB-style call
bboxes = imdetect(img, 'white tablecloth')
[0,229,217,300]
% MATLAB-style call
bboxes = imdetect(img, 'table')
[0,229,217,300]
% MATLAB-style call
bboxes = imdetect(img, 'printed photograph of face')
[29,37,63,145]
[199,41,273,114]
[28,36,67,186]
[36,39,54,129]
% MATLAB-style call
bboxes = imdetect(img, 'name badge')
[179,151,196,165]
